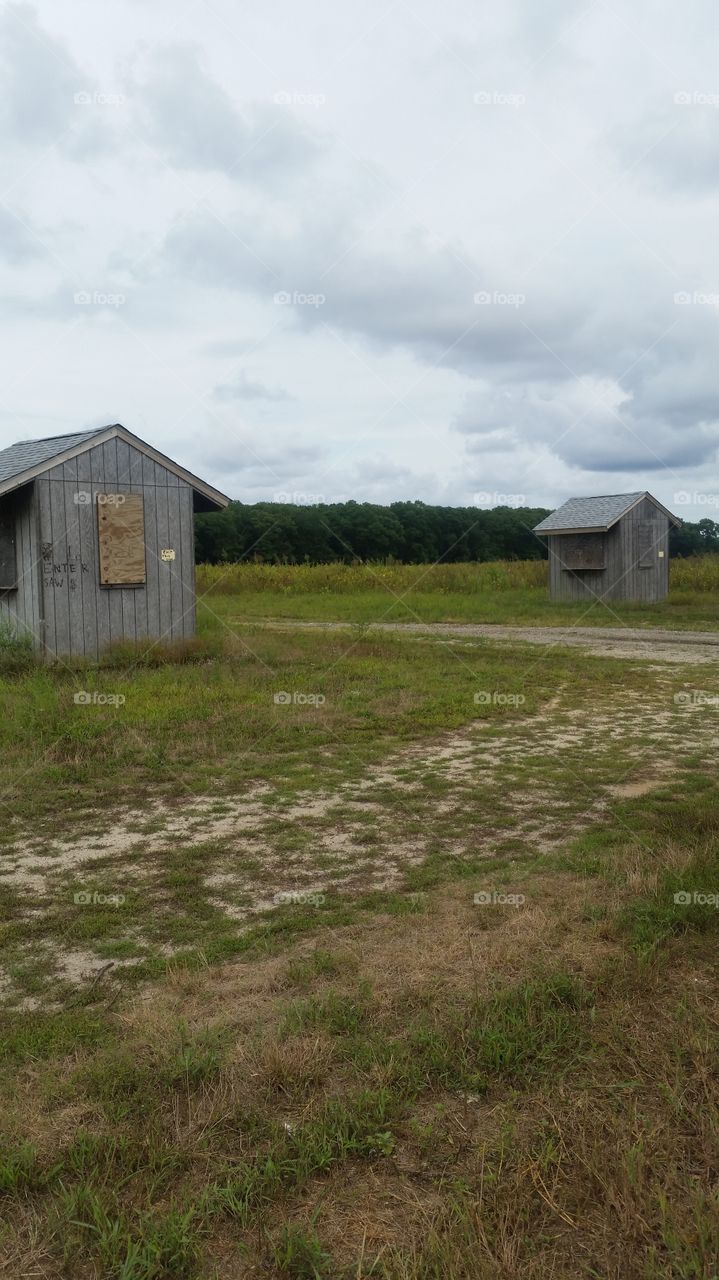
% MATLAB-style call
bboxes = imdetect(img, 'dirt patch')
[608,778,666,798]
[251,619,719,664]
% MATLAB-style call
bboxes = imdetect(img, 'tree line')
[195,501,551,564]
[195,500,719,565]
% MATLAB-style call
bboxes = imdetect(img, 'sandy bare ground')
[3,653,719,1004]
[246,619,719,664]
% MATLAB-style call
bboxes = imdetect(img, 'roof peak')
[533,490,679,534]
[569,490,644,499]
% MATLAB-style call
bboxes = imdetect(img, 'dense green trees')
[196,500,551,564]
[670,517,719,557]
[196,500,719,566]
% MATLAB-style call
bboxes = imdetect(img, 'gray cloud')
[0,2,108,156]
[615,98,719,192]
[0,207,43,262]
[0,3,79,143]
[3,0,719,513]
[212,370,292,402]
[129,43,321,184]
[157,200,719,480]
[158,205,573,372]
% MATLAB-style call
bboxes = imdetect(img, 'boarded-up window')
[637,522,654,569]
[97,494,146,586]
[0,513,17,590]
[559,533,606,571]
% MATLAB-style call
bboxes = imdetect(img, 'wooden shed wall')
[547,498,670,603]
[37,438,196,658]
[0,484,42,643]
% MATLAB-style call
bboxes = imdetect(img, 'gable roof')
[533,491,680,535]
[0,424,229,511]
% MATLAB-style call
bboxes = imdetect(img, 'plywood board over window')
[560,532,606,571]
[97,494,146,586]
[0,513,17,590]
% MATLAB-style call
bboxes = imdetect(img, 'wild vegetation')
[1,578,719,1276]
[196,554,719,630]
[197,552,719,595]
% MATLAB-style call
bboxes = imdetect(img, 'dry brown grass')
[266,955,719,1280]
[2,794,719,1278]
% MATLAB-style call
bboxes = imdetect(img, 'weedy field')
[1,567,719,1278]
[197,555,719,629]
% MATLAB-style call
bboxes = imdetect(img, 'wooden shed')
[0,424,229,659]
[533,492,681,603]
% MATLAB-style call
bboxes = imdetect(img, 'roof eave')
[0,424,230,510]
[535,524,610,536]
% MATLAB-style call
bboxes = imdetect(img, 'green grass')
[2,606,717,1009]
[0,1141,47,1195]
[3,577,719,1275]
[0,607,696,841]
[2,925,717,1277]
[0,624,569,832]
[195,556,719,630]
[201,584,719,630]
[273,1223,333,1279]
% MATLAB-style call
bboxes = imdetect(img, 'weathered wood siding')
[547,497,670,603]
[0,484,42,643]
[36,439,196,658]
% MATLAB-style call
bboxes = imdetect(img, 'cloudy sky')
[1,0,718,518]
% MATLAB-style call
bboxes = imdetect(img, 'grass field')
[2,568,719,1277]
[196,556,719,630]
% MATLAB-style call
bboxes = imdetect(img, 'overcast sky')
[1,0,718,518]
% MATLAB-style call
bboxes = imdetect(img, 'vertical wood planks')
[546,498,672,604]
[9,435,211,657]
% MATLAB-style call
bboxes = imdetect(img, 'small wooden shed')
[534,492,681,603]
[0,424,229,658]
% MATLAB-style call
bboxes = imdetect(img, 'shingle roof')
[0,425,229,509]
[0,428,109,487]
[533,492,649,533]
